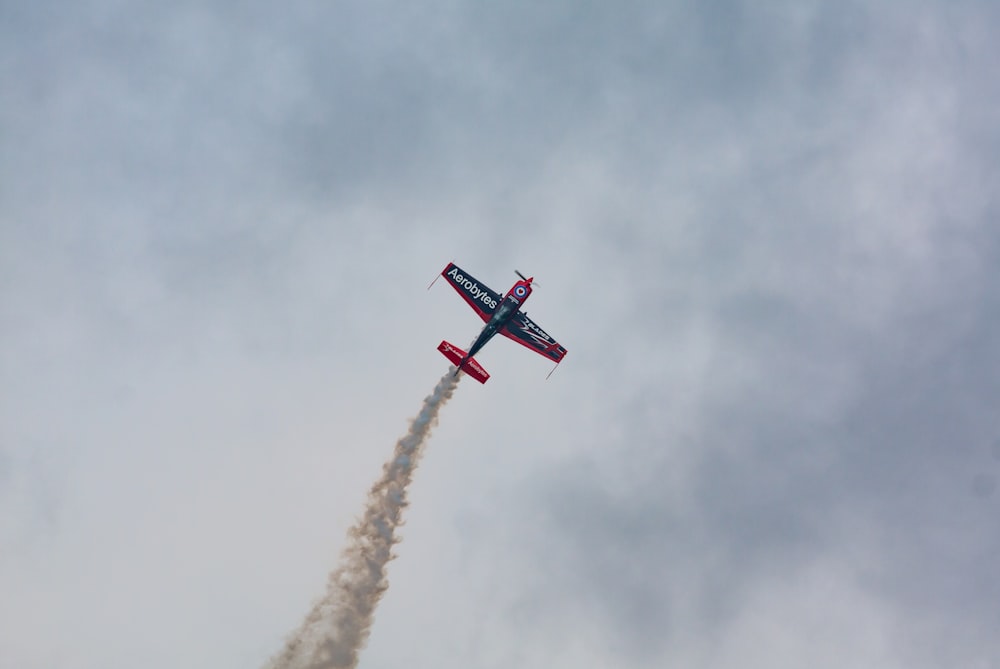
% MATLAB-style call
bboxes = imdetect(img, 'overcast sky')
[3,1,999,668]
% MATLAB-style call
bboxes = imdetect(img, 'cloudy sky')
[3,1,999,667]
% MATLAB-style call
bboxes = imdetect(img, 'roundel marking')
[514,285,528,298]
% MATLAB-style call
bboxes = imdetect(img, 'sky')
[2,1,999,668]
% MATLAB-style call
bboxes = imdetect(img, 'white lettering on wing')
[447,266,497,310]
[519,318,553,346]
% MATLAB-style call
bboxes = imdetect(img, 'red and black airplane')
[429,262,568,384]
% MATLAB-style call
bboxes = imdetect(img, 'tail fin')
[437,340,490,384]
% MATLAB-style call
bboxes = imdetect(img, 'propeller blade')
[515,269,538,286]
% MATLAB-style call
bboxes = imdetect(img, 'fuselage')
[464,279,533,360]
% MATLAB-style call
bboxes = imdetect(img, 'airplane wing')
[501,312,568,363]
[440,262,503,323]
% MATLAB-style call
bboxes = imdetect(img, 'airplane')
[429,261,568,384]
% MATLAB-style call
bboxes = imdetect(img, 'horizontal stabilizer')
[437,340,490,384]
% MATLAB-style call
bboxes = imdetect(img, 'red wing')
[501,312,568,362]
[440,262,502,323]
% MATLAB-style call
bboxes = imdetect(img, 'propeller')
[515,270,537,286]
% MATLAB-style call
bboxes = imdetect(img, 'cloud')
[2,1,999,668]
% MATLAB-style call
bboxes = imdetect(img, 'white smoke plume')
[265,369,462,669]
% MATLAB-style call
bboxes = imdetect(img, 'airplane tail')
[437,340,490,384]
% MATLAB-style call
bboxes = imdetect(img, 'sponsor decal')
[447,266,498,310]
[466,358,488,376]
[518,316,556,348]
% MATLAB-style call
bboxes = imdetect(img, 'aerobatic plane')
[429,261,568,384]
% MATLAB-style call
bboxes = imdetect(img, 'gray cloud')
[2,1,999,668]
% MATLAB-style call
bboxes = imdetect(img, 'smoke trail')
[265,369,461,669]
